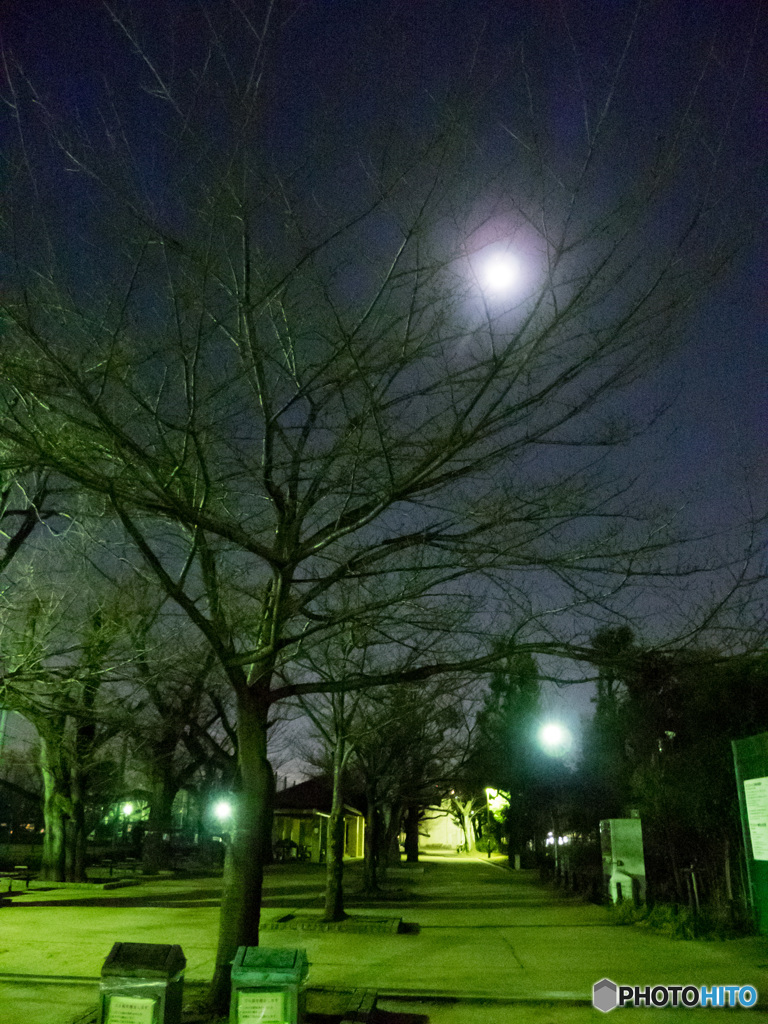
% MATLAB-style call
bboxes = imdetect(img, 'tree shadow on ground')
[3,888,224,908]
[182,1009,428,1024]
[304,1014,428,1024]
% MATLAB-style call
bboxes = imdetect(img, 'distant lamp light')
[121,803,134,817]
[213,800,233,821]
[538,722,572,757]
[484,787,510,817]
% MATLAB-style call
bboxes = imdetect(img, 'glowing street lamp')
[537,721,573,873]
[213,800,233,822]
[121,802,134,817]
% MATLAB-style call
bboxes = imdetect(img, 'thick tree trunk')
[323,741,348,921]
[39,735,68,882]
[42,800,66,881]
[143,774,179,875]
[208,687,274,1014]
[69,768,88,882]
[403,805,420,862]
[379,800,402,880]
[453,799,477,854]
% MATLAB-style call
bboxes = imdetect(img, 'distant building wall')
[419,802,464,850]
[273,808,364,861]
[345,813,364,858]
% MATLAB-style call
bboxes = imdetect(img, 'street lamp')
[537,722,573,876]
[213,800,232,822]
[117,802,134,847]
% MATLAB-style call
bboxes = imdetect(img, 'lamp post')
[537,722,573,876]
[212,799,234,848]
[484,787,493,858]
[120,802,134,846]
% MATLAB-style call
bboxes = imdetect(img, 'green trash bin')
[230,947,309,1024]
[99,942,186,1024]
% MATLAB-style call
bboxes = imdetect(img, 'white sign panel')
[106,995,156,1024]
[237,989,286,1023]
[744,776,768,861]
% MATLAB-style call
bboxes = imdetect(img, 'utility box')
[230,947,309,1024]
[600,818,646,904]
[99,942,186,1024]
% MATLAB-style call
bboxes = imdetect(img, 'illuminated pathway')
[0,854,765,1022]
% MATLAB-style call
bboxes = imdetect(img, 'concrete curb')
[0,973,593,1005]
[373,988,592,1004]
[4,879,143,892]
[262,913,402,933]
[0,973,99,984]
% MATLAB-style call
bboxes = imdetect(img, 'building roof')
[274,777,362,816]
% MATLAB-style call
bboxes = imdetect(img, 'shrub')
[609,900,755,939]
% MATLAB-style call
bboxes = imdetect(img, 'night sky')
[1,0,765,733]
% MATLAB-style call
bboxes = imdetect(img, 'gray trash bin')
[230,947,309,1024]
[99,942,186,1024]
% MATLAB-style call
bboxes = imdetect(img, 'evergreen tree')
[471,652,543,863]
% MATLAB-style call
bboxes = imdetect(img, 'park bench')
[0,865,36,891]
[98,855,141,877]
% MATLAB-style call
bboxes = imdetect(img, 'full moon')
[481,251,521,294]
[538,722,572,755]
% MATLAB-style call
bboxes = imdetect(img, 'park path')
[0,853,766,1022]
[335,855,767,1001]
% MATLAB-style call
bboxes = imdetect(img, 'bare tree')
[293,629,472,919]
[296,686,364,922]
[0,589,128,880]
[347,681,472,891]
[129,648,235,875]
[0,1,763,1006]
[292,629,371,923]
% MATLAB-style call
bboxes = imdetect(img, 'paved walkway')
[0,854,765,1022]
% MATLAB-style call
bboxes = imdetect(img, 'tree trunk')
[403,805,420,862]
[208,686,274,1014]
[69,767,88,882]
[143,774,179,875]
[380,800,402,877]
[362,792,380,893]
[39,735,69,882]
[453,799,477,854]
[323,739,348,921]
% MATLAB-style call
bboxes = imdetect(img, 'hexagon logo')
[593,977,618,1013]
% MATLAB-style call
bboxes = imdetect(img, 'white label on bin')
[106,994,156,1024]
[237,989,286,1023]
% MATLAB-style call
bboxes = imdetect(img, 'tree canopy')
[0,0,764,1006]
